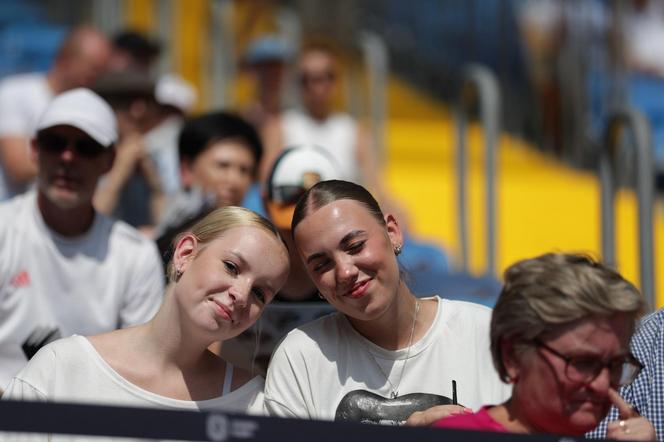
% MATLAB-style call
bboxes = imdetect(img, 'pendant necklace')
[371,300,420,399]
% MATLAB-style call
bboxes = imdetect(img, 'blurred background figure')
[262,42,376,188]
[0,25,110,201]
[93,70,197,229]
[154,111,263,264]
[108,29,161,74]
[241,34,294,136]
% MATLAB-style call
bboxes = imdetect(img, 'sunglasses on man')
[36,131,107,158]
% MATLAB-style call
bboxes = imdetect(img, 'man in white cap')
[0,26,111,201]
[0,88,164,392]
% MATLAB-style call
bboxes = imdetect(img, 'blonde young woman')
[264,180,509,425]
[2,206,289,414]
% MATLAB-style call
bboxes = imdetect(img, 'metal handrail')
[359,31,389,166]
[600,107,655,309]
[454,64,500,276]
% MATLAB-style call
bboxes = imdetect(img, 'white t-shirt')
[0,191,165,388]
[2,335,265,414]
[264,297,510,424]
[0,73,53,200]
[281,109,360,182]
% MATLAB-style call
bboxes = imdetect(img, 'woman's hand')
[606,389,655,441]
[404,404,471,426]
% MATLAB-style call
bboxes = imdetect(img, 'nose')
[228,279,251,308]
[588,365,612,392]
[59,144,76,162]
[335,255,358,286]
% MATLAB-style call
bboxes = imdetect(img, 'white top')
[264,297,510,424]
[2,335,265,414]
[281,109,360,183]
[0,73,53,200]
[0,191,165,388]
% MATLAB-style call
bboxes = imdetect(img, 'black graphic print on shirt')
[335,390,453,425]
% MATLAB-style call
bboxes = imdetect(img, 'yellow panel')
[123,0,154,32]
[384,76,664,307]
[172,0,207,111]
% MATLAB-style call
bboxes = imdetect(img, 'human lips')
[345,279,371,299]
[209,298,234,322]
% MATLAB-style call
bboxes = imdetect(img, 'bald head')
[51,26,111,92]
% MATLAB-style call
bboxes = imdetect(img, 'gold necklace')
[370,300,420,399]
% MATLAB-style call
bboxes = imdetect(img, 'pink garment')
[433,406,508,432]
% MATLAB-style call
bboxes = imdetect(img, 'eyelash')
[224,261,239,276]
[347,241,365,253]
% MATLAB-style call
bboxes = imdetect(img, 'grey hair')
[490,253,645,382]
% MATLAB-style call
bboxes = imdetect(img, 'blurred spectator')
[0,88,164,389]
[241,35,294,135]
[109,29,161,74]
[0,26,111,201]
[153,111,262,264]
[262,42,398,216]
[92,70,163,227]
[93,71,197,229]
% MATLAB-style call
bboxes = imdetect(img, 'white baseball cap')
[265,145,341,229]
[36,88,118,148]
[155,74,197,113]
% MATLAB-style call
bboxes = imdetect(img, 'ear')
[384,213,403,251]
[173,233,198,273]
[500,338,521,383]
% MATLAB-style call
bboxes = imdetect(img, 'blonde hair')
[491,253,645,382]
[167,206,284,283]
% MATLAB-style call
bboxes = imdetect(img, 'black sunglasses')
[36,131,106,158]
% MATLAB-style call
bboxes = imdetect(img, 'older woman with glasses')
[430,253,655,440]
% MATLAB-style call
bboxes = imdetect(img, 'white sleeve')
[1,344,55,401]
[119,241,164,327]
[263,333,313,419]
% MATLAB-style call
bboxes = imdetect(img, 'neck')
[349,282,421,350]
[490,398,540,434]
[141,287,216,370]
[38,192,96,237]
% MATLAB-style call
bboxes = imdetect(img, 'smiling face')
[293,199,402,321]
[185,139,256,207]
[508,314,633,435]
[33,125,113,210]
[173,225,289,340]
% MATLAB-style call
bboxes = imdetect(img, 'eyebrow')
[305,230,366,264]
[230,251,249,268]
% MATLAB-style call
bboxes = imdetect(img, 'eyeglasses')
[299,71,336,88]
[534,339,642,387]
[37,132,106,158]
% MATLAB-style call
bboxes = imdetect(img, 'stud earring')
[175,267,183,281]
[394,244,402,256]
